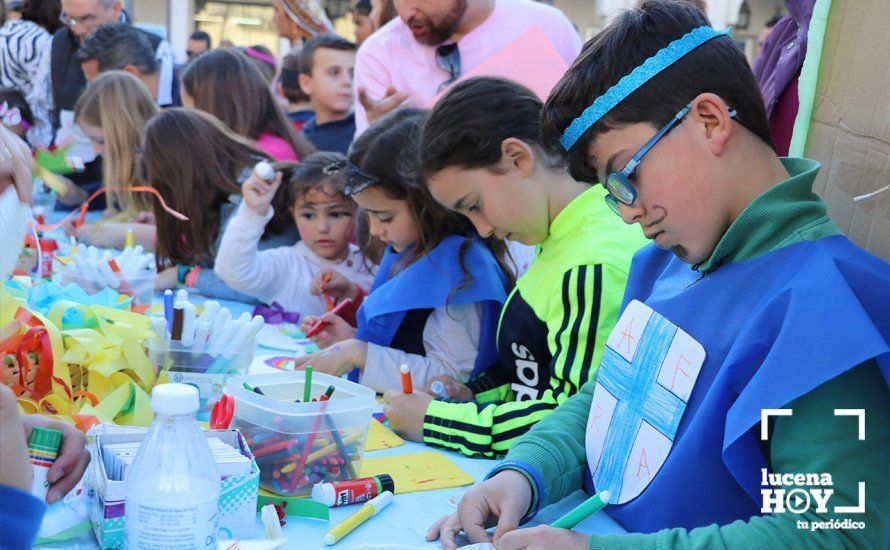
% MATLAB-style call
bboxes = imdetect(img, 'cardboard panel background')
[799,0,890,260]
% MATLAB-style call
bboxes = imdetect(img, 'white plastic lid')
[151,383,199,416]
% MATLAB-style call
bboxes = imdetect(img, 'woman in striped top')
[0,0,60,148]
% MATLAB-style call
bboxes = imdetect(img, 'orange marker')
[400,364,413,394]
[107,258,135,296]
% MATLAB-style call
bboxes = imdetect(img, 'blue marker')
[163,289,174,332]
[431,380,449,398]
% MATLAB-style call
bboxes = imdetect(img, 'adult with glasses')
[352,0,581,136]
[45,0,174,145]
[34,0,174,211]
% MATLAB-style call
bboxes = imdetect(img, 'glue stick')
[311,474,394,507]
[28,426,63,499]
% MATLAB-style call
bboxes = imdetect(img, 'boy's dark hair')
[77,23,158,75]
[421,76,565,176]
[299,34,356,76]
[189,30,212,48]
[354,0,372,16]
[541,0,774,184]
[0,87,34,126]
[277,151,350,207]
[349,108,516,289]
[279,52,310,104]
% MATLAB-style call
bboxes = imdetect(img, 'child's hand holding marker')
[309,269,359,302]
[241,163,283,216]
[382,387,431,442]
[299,311,355,348]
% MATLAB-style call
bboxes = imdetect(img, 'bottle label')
[334,478,378,506]
[125,494,218,549]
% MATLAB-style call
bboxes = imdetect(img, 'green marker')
[303,365,313,402]
[551,490,611,529]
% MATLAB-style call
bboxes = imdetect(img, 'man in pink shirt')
[353,0,581,134]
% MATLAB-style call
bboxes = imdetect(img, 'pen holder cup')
[63,268,156,310]
[147,340,255,421]
[227,371,376,497]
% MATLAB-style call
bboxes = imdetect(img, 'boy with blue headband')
[427,2,890,549]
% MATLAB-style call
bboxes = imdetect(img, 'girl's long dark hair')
[181,48,315,161]
[348,108,517,292]
[141,108,289,265]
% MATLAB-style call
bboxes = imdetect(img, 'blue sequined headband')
[559,25,732,151]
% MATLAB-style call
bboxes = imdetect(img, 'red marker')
[305,298,354,338]
[400,364,413,394]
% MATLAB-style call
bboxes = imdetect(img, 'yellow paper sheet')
[359,452,473,494]
[364,418,404,452]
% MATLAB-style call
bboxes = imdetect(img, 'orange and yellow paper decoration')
[1,285,156,430]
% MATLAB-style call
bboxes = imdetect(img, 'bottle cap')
[28,426,62,456]
[151,383,199,416]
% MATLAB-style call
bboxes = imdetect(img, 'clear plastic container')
[125,383,219,549]
[148,341,254,421]
[63,268,156,309]
[226,371,376,496]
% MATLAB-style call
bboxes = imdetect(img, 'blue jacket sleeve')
[0,485,47,549]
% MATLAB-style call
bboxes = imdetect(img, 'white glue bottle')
[125,383,220,549]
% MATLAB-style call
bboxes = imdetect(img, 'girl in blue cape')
[294,109,513,393]
[428,2,890,549]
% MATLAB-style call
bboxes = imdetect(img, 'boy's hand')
[427,374,474,400]
[427,469,533,549]
[241,171,282,216]
[309,269,357,301]
[22,414,89,504]
[382,390,432,442]
[497,526,589,550]
[300,312,355,348]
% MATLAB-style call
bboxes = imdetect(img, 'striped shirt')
[0,19,53,147]
[422,186,649,458]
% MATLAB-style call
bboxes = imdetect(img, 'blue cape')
[353,236,508,382]
[585,235,890,532]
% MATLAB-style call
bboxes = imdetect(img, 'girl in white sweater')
[215,152,376,319]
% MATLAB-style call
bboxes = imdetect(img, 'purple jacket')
[752,0,816,118]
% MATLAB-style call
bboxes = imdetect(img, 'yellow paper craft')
[364,418,404,451]
[2,285,157,428]
[359,452,473,494]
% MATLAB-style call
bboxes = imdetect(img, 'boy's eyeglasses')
[344,162,380,196]
[603,103,737,215]
[436,43,460,92]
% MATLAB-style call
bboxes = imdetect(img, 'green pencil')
[551,490,611,529]
[303,365,313,402]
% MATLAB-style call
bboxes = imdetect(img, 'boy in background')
[299,35,356,154]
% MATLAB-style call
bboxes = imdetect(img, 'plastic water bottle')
[125,383,220,549]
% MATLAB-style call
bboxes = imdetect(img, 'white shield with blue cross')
[585,300,705,504]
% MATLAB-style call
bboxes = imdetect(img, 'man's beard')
[0,185,31,280]
[409,0,468,45]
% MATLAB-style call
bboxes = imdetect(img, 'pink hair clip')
[0,101,28,130]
